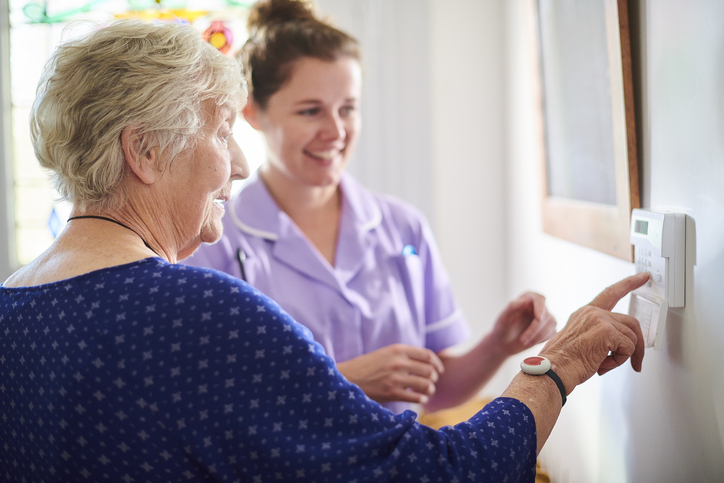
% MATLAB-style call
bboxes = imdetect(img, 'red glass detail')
[523,356,544,366]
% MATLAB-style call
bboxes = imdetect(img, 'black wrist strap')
[544,368,567,407]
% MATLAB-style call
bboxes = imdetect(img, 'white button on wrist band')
[520,356,567,407]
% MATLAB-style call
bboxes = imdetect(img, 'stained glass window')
[4,0,266,267]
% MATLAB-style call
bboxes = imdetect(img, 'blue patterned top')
[0,258,536,482]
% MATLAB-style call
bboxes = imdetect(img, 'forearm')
[425,333,510,412]
[500,371,563,454]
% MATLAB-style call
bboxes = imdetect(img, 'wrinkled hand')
[493,292,557,356]
[539,272,650,395]
[336,344,445,404]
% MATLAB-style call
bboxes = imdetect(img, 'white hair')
[30,20,245,211]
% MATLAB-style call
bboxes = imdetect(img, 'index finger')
[589,272,650,311]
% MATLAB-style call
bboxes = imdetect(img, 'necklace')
[66,215,159,256]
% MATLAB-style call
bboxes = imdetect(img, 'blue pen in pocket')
[402,244,417,257]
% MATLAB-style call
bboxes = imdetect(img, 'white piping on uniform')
[425,309,462,333]
[229,197,278,241]
[359,204,382,232]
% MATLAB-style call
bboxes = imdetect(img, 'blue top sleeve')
[0,258,536,482]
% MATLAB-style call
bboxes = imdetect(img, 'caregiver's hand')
[337,344,445,404]
[492,292,558,355]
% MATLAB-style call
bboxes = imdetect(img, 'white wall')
[429,0,507,347]
[505,0,724,480]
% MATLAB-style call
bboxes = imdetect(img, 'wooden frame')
[0,3,16,278]
[534,0,639,261]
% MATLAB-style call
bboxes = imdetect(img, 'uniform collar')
[228,171,282,241]
[229,171,382,288]
[229,171,382,241]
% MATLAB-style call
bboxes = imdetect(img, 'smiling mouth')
[305,148,343,161]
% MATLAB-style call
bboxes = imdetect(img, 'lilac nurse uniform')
[186,172,470,413]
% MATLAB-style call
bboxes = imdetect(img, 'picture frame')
[534,0,639,261]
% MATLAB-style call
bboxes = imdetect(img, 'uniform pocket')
[392,253,426,327]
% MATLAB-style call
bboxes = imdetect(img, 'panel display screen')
[635,219,649,235]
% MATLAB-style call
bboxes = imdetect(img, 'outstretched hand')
[539,272,650,395]
[336,344,445,404]
[493,292,558,356]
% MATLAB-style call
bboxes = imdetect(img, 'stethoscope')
[236,249,247,282]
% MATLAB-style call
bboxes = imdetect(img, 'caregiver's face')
[250,56,362,189]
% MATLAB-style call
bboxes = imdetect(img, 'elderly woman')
[0,20,649,482]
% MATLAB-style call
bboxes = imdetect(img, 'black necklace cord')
[66,215,160,257]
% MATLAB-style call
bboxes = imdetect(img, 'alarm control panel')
[628,209,686,350]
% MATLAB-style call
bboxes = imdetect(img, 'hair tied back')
[247,0,317,35]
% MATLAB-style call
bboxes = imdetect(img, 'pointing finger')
[589,272,650,311]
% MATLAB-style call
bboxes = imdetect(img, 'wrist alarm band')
[520,356,567,407]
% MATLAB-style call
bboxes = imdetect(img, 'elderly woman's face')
[169,101,249,257]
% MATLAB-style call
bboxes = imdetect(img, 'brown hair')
[240,0,361,109]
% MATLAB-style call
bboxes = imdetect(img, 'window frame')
[1,0,17,280]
